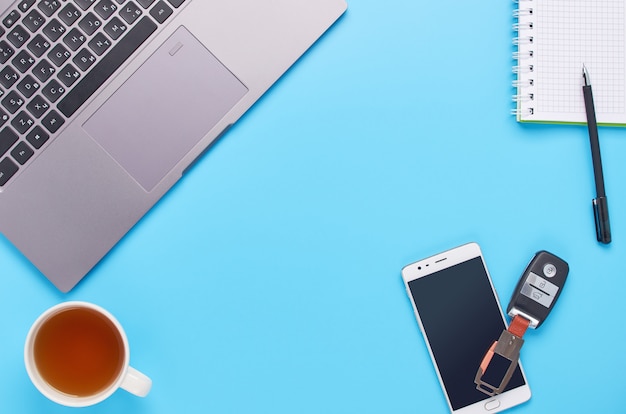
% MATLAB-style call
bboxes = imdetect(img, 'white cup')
[24,301,152,407]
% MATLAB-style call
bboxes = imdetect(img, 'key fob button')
[543,263,557,277]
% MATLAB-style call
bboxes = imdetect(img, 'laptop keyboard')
[0,0,187,187]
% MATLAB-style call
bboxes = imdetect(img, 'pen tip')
[582,64,590,85]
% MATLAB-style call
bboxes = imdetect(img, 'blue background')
[2,1,625,413]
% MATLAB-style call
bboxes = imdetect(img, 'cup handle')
[120,366,152,397]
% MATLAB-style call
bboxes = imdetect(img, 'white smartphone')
[401,242,531,413]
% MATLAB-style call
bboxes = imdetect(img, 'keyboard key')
[11,141,34,165]
[88,32,111,55]
[95,0,118,20]
[11,111,35,134]
[42,79,66,102]
[43,18,66,41]
[59,3,82,26]
[22,9,46,32]
[11,49,36,73]
[17,0,37,13]
[38,0,62,17]
[0,127,19,156]
[138,0,156,8]
[7,25,30,48]
[0,157,19,186]
[26,94,50,118]
[27,33,51,57]
[63,27,87,51]
[26,95,50,119]
[58,16,157,117]
[48,43,71,66]
[32,59,56,82]
[119,2,142,24]
[41,110,64,133]
[3,10,21,28]
[73,0,97,11]
[0,109,8,127]
[57,64,81,87]
[167,0,185,7]
[79,12,102,36]
[150,1,172,24]
[73,48,96,71]
[26,125,49,148]
[104,17,127,40]
[0,66,20,88]
[2,90,25,114]
[0,40,15,64]
[17,75,41,98]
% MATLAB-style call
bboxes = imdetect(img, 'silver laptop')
[0,0,347,292]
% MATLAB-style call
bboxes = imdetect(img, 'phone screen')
[407,256,526,411]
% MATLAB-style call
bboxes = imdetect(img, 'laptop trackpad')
[84,26,248,191]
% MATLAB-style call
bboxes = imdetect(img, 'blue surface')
[2,1,625,413]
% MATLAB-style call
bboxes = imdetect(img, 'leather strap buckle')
[474,315,529,396]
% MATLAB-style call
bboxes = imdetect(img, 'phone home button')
[484,399,501,411]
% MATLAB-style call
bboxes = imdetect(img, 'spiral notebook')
[513,0,626,125]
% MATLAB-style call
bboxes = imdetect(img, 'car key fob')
[506,251,569,328]
[476,250,569,396]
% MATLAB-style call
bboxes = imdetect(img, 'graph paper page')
[517,0,626,124]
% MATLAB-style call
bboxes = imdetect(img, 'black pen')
[582,65,611,244]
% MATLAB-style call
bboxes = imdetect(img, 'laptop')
[0,0,347,292]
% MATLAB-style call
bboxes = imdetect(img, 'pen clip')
[593,197,611,244]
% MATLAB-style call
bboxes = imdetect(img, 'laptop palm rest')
[83,26,248,192]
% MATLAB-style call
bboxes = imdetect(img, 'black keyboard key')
[0,127,19,156]
[95,0,118,20]
[3,10,21,28]
[48,43,71,66]
[0,66,20,88]
[58,16,157,118]
[18,0,37,13]
[138,0,156,8]
[167,0,185,7]
[57,64,81,87]
[11,141,34,165]
[0,40,15,64]
[26,94,50,118]
[38,0,62,17]
[63,27,87,51]
[27,34,51,57]
[119,2,142,24]
[43,18,66,41]
[79,12,102,36]
[0,157,19,186]
[88,32,111,55]
[11,111,35,134]
[73,48,96,71]
[0,109,8,127]
[26,125,49,148]
[22,9,46,32]
[41,110,64,133]
[104,16,127,40]
[7,25,30,48]
[2,90,25,114]
[17,75,41,98]
[0,26,4,37]
[59,4,82,26]
[12,50,36,73]
[150,1,172,24]
[42,79,66,102]
[74,0,97,11]
[32,59,56,82]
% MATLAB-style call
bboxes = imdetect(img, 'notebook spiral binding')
[512,0,535,118]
